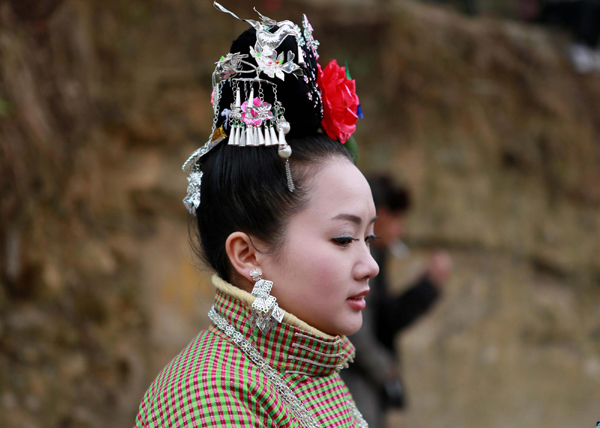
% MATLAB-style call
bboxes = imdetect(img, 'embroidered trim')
[292,343,346,358]
[294,332,342,345]
[288,355,346,370]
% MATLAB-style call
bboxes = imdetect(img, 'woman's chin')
[320,313,363,337]
[343,317,363,337]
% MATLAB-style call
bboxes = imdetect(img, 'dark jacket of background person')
[341,246,441,428]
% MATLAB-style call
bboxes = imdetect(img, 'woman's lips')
[346,289,369,311]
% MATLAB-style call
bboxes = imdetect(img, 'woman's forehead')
[305,160,375,219]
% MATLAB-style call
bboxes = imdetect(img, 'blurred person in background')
[341,175,453,428]
[561,0,600,73]
[519,0,600,73]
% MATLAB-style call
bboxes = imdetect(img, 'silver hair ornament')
[302,14,320,59]
[182,3,322,213]
[182,171,203,215]
[213,2,304,82]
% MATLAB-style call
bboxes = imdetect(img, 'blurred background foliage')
[0,0,599,427]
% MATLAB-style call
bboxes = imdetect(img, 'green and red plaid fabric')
[135,288,362,427]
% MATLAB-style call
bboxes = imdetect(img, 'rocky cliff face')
[0,1,598,427]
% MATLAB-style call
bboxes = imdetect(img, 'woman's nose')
[355,247,380,281]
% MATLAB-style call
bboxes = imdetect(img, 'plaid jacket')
[135,279,362,427]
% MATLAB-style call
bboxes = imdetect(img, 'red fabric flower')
[317,60,359,144]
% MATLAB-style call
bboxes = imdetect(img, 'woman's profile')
[135,3,378,427]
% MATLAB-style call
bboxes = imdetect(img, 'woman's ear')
[225,232,261,286]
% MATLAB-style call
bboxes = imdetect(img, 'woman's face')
[261,158,379,336]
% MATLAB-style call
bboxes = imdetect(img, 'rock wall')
[0,0,598,427]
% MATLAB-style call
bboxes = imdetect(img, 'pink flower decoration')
[241,97,271,127]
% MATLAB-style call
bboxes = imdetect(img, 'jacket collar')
[211,275,355,377]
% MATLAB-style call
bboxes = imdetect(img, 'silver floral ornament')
[183,171,203,215]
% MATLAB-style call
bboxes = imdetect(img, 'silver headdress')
[182,2,322,215]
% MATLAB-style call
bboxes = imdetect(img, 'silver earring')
[248,268,285,334]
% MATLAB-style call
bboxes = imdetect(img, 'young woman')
[135,4,378,427]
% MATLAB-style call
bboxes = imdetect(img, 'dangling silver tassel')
[235,126,241,146]
[269,126,279,148]
[236,126,243,146]
[264,124,272,146]
[229,126,237,145]
[252,126,258,146]
[229,88,242,146]
[258,126,266,146]
[255,127,260,146]
[239,128,246,146]
[247,87,254,106]
[285,159,295,192]
[183,170,203,215]
[247,127,254,146]
[235,87,241,107]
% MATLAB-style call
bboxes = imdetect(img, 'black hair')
[196,134,352,282]
[367,175,411,213]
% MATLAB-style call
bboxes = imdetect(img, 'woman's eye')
[365,234,381,245]
[333,236,359,247]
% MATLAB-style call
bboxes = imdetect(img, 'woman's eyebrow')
[331,214,379,225]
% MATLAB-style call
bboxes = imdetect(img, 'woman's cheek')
[314,253,348,289]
